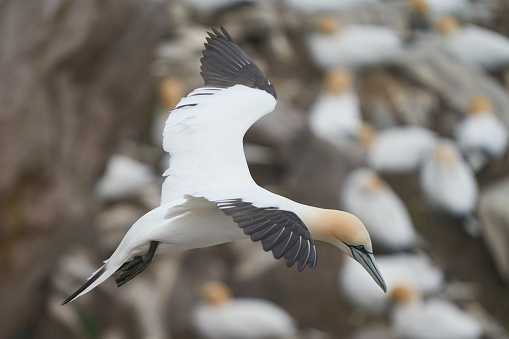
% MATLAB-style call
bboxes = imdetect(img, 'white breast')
[340,168,416,250]
[309,91,362,145]
[192,299,297,339]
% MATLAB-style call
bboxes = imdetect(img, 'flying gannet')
[62,26,386,305]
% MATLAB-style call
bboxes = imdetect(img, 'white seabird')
[363,124,437,174]
[455,95,509,171]
[436,16,509,70]
[340,167,416,250]
[309,69,363,145]
[283,0,377,15]
[409,0,470,18]
[420,138,478,217]
[62,26,386,305]
[390,284,482,339]
[192,281,297,339]
[340,253,444,314]
[94,154,157,201]
[307,16,403,70]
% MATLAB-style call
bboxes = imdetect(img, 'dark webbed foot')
[115,241,159,287]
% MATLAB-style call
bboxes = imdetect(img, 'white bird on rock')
[283,0,377,15]
[307,16,403,70]
[436,16,509,70]
[420,139,478,217]
[94,154,157,201]
[362,124,437,174]
[309,69,362,145]
[340,253,444,314]
[390,284,482,339]
[340,167,416,250]
[455,95,508,171]
[62,26,386,305]
[192,281,297,339]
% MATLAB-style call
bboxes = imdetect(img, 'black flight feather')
[200,26,277,99]
[214,199,317,271]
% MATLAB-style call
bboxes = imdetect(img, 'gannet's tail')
[61,261,122,305]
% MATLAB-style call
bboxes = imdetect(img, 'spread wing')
[161,27,278,204]
[214,198,317,272]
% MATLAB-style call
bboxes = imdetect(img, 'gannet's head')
[435,140,459,165]
[358,122,375,148]
[390,284,420,305]
[436,16,459,36]
[318,15,342,35]
[159,76,186,110]
[310,209,387,293]
[410,0,430,17]
[324,69,352,95]
[469,94,493,115]
[200,281,232,306]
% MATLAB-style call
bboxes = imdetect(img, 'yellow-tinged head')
[435,141,459,165]
[436,16,459,36]
[200,281,232,306]
[410,0,430,17]
[390,284,420,305]
[469,94,493,115]
[159,76,186,110]
[306,208,387,293]
[318,15,342,35]
[324,69,352,95]
[359,122,376,148]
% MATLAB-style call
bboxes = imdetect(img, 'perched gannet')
[179,0,256,14]
[390,285,482,339]
[191,281,297,339]
[409,0,469,17]
[94,154,157,201]
[437,16,509,70]
[340,168,416,250]
[62,27,386,305]
[363,124,437,174]
[283,0,377,15]
[309,69,363,145]
[419,139,478,217]
[455,95,509,171]
[307,16,403,70]
[340,253,444,314]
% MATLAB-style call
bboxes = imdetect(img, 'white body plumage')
[309,91,362,144]
[455,112,508,170]
[340,168,416,250]
[419,139,478,216]
[367,126,437,173]
[441,25,509,70]
[192,298,297,339]
[340,254,444,314]
[391,288,482,339]
[283,0,377,14]
[94,154,156,201]
[307,25,403,70]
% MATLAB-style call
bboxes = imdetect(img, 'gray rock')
[479,178,509,284]
[395,45,509,130]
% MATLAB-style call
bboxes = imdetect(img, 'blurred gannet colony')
[54,0,509,338]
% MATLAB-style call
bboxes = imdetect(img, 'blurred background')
[1,0,509,338]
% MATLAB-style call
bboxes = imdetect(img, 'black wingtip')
[61,266,105,306]
[200,26,277,99]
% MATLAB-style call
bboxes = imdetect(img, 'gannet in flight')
[62,26,386,305]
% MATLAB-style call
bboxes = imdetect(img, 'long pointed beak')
[350,246,387,293]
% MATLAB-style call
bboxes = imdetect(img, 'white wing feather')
[161,85,277,204]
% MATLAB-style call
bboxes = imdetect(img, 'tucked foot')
[115,241,159,287]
